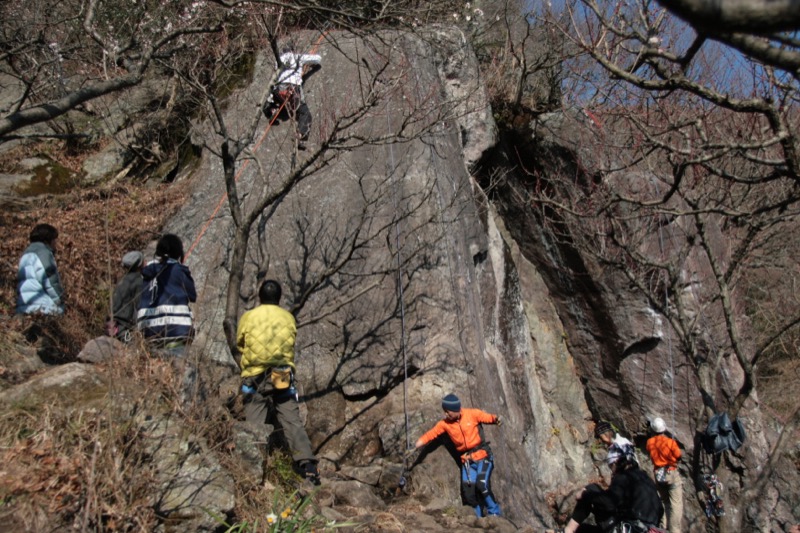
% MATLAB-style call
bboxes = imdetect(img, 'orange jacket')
[418,408,498,462]
[646,433,681,469]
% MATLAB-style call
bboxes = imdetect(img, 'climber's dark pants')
[242,372,315,464]
[570,483,613,532]
[270,85,312,139]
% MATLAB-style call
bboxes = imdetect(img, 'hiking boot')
[302,461,320,485]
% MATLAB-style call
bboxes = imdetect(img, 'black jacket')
[594,465,664,526]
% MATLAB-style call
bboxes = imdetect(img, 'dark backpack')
[702,412,746,454]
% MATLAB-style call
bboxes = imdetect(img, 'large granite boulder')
[158,28,592,527]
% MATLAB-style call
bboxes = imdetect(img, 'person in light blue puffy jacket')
[16,223,64,315]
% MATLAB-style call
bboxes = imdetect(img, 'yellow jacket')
[236,304,296,378]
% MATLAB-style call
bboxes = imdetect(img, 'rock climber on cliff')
[411,393,503,517]
[263,40,321,150]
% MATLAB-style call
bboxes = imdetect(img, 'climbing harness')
[613,521,666,533]
[460,441,491,463]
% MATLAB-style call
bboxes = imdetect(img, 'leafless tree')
[170,20,464,362]
[0,0,460,143]
[534,0,800,529]
[0,0,236,141]
[656,0,800,75]
[532,1,800,530]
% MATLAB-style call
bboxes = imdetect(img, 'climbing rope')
[384,80,412,461]
[414,43,510,472]
[636,181,678,432]
[655,212,678,431]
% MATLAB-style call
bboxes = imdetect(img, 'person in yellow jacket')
[237,280,319,484]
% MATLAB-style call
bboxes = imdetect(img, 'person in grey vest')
[109,251,143,341]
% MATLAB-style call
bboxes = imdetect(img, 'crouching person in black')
[564,444,663,533]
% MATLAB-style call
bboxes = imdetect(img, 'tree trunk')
[224,223,250,363]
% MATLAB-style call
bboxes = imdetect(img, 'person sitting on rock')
[237,279,320,485]
[412,393,503,517]
[16,223,64,315]
[563,443,663,533]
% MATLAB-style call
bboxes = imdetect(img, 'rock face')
[154,28,798,531]
[162,29,592,527]
[0,19,793,532]
[487,109,800,530]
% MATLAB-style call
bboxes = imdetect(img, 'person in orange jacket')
[646,417,683,533]
[413,394,502,517]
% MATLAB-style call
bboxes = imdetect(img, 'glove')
[495,415,502,427]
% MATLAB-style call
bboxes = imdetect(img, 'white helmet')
[652,417,667,433]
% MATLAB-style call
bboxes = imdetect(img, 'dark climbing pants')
[243,372,316,464]
[271,85,312,139]
[570,483,614,532]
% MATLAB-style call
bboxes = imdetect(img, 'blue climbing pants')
[461,458,502,517]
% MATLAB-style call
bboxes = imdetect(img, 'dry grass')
[0,176,205,530]
[0,328,310,532]
[0,348,171,531]
[0,156,322,531]
[0,182,190,356]
[758,358,800,420]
